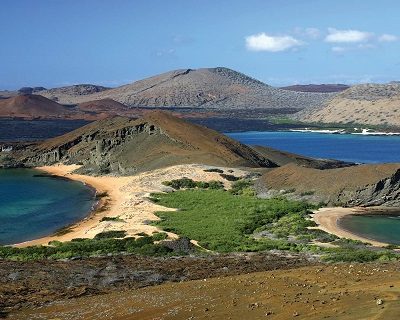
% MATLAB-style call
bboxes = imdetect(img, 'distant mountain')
[13,110,276,174]
[281,84,350,93]
[18,87,47,94]
[38,84,110,103]
[38,68,333,110]
[295,83,400,127]
[0,94,78,119]
[0,94,142,120]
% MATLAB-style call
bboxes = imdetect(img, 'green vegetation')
[300,190,315,196]
[93,230,127,240]
[220,173,240,181]
[151,184,400,262]
[152,232,168,241]
[322,248,398,263]
[0,234,174,261]
[162,178,224,190]
[100,216,125,222]
[267,115,400,133]
[151,189,314,252]
[229,179,255,196]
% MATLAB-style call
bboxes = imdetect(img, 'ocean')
[227,131,400,163]
[0,169,95,245]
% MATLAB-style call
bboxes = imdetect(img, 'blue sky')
[0,0,399,89]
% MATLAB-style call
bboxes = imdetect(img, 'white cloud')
[245,33,303,52]
[325,28,373,43]
[379,34,398,42]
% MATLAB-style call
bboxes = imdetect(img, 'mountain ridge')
[37,67,333,110]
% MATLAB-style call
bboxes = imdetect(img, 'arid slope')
[12,110,276,174]
[38,67,333,109]
[296,83,400,127]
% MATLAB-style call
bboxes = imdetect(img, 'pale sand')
[16,164,249,247]
[312,207,390,247]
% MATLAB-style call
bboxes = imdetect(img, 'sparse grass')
[300,190,315,196]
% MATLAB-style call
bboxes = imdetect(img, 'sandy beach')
[16,163,248,247]
[312,207,391,247]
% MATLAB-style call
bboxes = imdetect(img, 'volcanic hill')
[38,67,333,110]
[0,94,79,119]
[258,163,400,206]
[295,83,400,127]
[12,110,278,174]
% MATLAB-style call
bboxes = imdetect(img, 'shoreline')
[15,163,248,248]
[311,207,397,247]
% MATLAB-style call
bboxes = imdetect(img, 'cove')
[0,168,95,245]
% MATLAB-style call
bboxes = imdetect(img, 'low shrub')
[93,230,127,240]
[204,168,224,173]
[220,173,240,181]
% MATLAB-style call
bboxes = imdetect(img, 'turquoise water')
[0,169,95,245]
[227,131,400,163]
[339,214,400,245]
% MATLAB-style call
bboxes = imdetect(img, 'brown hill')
[251,145,352,169]
[295,83,400,127]
[0,94,78,119]
[38,67,332,110]
[259,163,400,206]
[0,95,145,120]
[17,110,276,174]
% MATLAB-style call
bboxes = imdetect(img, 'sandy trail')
[16,163,248,247]
[311,207,391,247]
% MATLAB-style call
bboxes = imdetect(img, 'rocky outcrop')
[258,163,400,207]
[347,169,400,206]
[8,111,277,175]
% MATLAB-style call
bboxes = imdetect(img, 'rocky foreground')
[6,258,400,319]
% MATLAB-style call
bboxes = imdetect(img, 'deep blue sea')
[227,131,400,163]
[0,169,95,245]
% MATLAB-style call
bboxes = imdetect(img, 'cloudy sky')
[0,0,399,89]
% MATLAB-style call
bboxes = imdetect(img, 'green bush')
[229,179,254,196]
[0,235,174,261]
[152,232,168,241]
[204,168,224,173]
[93,230,127,240]
[220,173,240,181]
[162,178,223,190]
[100,216,124,222]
